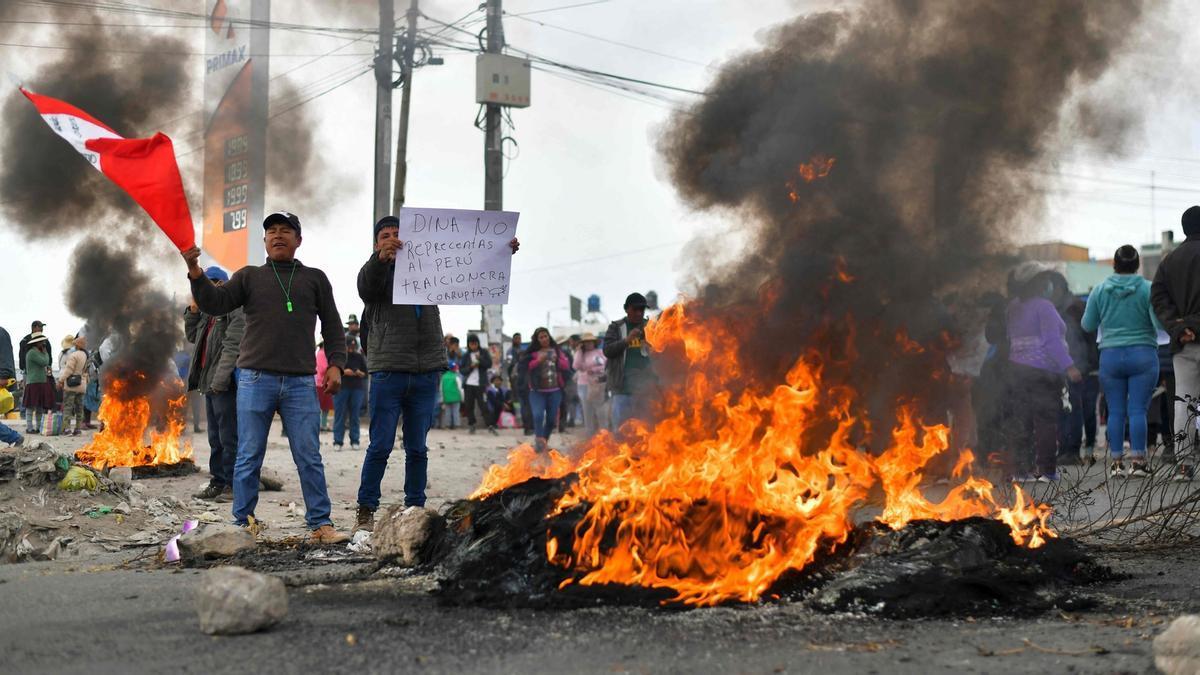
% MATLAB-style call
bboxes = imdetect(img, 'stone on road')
[178,523,255,562]
[195,566,288,635]
[372,505,443,566]
[1155,614,1200,675]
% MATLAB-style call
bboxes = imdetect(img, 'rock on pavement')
[195,566,288,635]
[178,523,255,562]
[372,506,444,566]
[1156,615,1200,675]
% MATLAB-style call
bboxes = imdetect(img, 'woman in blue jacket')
[1082,245,1165,477]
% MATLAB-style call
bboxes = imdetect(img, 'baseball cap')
[263,211,301,234]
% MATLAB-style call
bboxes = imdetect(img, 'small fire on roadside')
[473,297,1057,607]
[75,374,193,470]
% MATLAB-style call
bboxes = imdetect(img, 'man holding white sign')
[354,210,519,533]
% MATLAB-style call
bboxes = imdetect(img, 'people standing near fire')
[333,335,368,449]
[573,333,608,436]
[353,215,519,532]
[462,334,497,435]
[21,334,54,435]
[184,265,245,504]
[1082,246,1164,478]
[182,211,350,545]
[605,292,659,431]
[1059,300,1100,465]
[1151,206,1200,482]
[1004,263,1082,482]
[17,320,45,381]
[57,334,88,436]
[526,327,570,452]
[508,332,534,435]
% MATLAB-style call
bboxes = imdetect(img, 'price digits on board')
[222,134,249,233]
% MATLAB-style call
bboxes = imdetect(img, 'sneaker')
[488,426,499,436]
[350,442,360,450]
[1128,461,1152,478]
[215,486,234,503]
[353,505,375,533]
[1036,472,1060,483]
[332,443,343,451]
[1110,462,1126,478]
[71,429,81,436]
[310,524,350,545]
[193,481,224,500]
[1011,473,1038,483]
[1174,465,1195,482]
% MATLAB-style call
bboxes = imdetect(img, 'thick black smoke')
[661,0,1154,429]
[0,3,194,399]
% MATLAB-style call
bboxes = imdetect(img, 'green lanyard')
[270,261,296,313]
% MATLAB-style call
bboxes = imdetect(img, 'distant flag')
[19,87,195,251]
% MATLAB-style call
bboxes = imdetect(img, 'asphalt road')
[0,547,1194,675]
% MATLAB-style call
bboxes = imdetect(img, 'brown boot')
[310,524,350,545]
[353,505,375,533]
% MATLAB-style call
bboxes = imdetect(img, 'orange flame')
[474,303,1054,605]
[997,484,1056,549]
[786,154,836,202]
[75,376,193,470]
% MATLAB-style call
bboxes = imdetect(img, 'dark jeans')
[0,423,22,445]
[463,384,491,429]
[1149,372,1176,454]
[1006,363,1065,476]
[519,387,534,432]
[204,388,238,487]
[530,388,563,440]
[358,371,438,509]
[234,370,332,529]
[1058,374,1099,455]
[1100,345,1159,458]
[333,387,365,445]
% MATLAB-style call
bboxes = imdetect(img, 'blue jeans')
[529,389,563,440]
[234,369,332,529]
[0,423,23,446]
[205,388,238,487]
[611,391,655,432]
[358,371,439,509]
[1100,345,1159,458]
[333,387,365,445]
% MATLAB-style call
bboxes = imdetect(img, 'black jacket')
[0,327,13,380]
[1151,237,1200,353]
[461,347,492,385]
[184,307,245,394]
[358,254,449,374]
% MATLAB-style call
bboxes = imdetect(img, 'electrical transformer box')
[475,54,531,108]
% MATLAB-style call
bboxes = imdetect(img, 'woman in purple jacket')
[1006,262,1083,482]
[526,327,571,452]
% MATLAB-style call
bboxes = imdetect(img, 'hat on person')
[580,332,598,344]
[263,211,301,235]
[31,320,44,329]
[624,292,649,309]
[26,333,48,346]
[60,335,75,350]
[1011,261,1053,285]
[1183,206,1200,237]
[374,215,400,239]
[346,314,359,325]
[204,265,229,282]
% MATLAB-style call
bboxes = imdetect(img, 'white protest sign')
[391,207,519,305]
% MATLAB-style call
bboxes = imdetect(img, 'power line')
[0,40,372,57]
[508,13,708,68]
[506,0,613,18]
[510,45,706,95]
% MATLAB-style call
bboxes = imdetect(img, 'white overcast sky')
[2,0,1199,345]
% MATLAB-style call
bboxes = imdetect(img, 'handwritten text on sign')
[391,207,520,305]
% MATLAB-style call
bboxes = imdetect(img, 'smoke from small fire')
[660,0,1155,428]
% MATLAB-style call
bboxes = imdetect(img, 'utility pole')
[373,0,395,224]
[481,0,505,344]
[392,0,420,214]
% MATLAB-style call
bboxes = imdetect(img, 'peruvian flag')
[20,87,195,251]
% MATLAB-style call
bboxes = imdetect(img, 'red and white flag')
[20,87,195,251]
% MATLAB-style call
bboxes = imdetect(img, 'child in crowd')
[440,365,463,430]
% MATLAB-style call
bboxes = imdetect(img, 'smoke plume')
[660,0,1156,429]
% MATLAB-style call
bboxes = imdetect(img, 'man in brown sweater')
[182,211,350,544]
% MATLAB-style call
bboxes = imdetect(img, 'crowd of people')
[965,206,1200,484]
[0,211,664,545]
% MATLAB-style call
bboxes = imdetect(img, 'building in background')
[1020,231,1178,294]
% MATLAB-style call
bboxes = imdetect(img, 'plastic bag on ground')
[58,466,98,491]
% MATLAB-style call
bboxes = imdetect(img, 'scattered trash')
[164,519,200,562]
[112,502,131,515]
[195,566,288,635]
[286,502,300,518]
[195,511,221,523]
[58,466,98,492]
[347,530,372,554]
[1,444,71,487]
[84,506,113,519]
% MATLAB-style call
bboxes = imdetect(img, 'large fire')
[473,302,1056,607]
[75,375,192,470]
